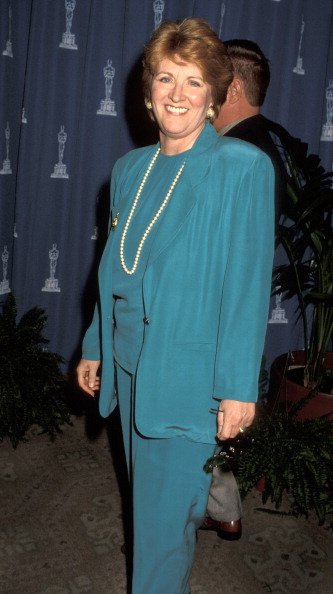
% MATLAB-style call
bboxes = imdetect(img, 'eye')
[189,79,202,87]
[157,75,172,83]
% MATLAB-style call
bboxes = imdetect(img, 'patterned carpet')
[1,408,332,594]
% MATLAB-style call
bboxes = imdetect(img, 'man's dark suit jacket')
[223,114,299,222]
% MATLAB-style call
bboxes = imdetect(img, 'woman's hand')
[77,359,101,397]
[216,399,255,440]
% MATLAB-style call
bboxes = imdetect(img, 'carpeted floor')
[1,408,332,594]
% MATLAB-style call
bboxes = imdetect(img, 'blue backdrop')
[1,0,332,374]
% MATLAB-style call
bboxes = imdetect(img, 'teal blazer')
[82,124,275,444]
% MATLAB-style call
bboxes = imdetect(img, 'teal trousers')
[116,363,215,594]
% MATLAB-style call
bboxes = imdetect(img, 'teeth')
[166,105,188,114]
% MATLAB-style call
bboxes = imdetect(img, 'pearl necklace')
[119,147,186,275]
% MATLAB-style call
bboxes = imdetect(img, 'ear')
[227,78,243,104]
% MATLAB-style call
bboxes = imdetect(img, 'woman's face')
[150,56,213,152]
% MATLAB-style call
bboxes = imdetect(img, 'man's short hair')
[224,40,270,107]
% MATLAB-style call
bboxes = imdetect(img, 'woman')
[77,18,275,594]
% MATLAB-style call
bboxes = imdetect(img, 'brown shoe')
[200,516,242,541]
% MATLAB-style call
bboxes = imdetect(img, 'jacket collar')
[183,123,219,188]
[145,124,218,269]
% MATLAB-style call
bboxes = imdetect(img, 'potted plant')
[267,123,333,415]
[204,398,333,525]
[0,293,72,448]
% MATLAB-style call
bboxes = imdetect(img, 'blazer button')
[143,316,150,325]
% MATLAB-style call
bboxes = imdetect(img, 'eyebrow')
[155,70,204,81]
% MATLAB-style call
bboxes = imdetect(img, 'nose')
[169,81,184,103]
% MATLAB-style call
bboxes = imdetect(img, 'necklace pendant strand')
[120,148,186,275]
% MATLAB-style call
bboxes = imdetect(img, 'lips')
[165,105,188,114]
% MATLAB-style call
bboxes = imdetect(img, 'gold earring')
[206,106,214,120]
[145,100,152,110]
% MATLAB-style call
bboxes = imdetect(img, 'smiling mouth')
[165,105,188,114]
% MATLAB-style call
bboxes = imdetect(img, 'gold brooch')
[111,213,119,229]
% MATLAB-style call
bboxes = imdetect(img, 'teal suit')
[82,124,274,593]
[82,124,275,439]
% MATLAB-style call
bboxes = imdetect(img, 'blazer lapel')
[146,124,218,268]
[97,149,158,298]
[113,146,159,216]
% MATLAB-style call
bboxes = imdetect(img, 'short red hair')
[142,18,233,120]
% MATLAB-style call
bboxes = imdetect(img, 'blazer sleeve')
[213,152,275,403]
[81,159,120,361]
[81,302,101,361]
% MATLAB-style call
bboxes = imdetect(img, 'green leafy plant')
[205,399,333,525]
[269,122,333,390]
[0,293,72,448]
